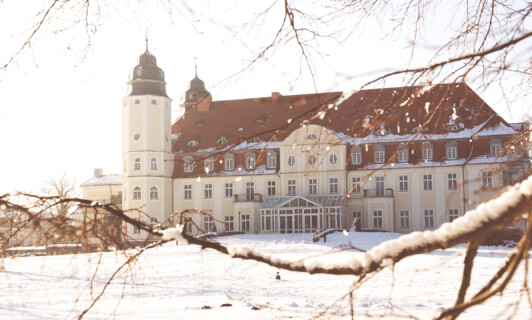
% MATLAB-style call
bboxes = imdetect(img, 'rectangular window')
[308,179,317,195]
[184,161,194,173]
[184,217,193,234]
[224,183,233,198]
[424,209,434,228]
[400,210,410,229]
[184,185,192,200]
[491,144,501,157]
[224,216,234,231]
[267,181,276,196]
[204,216,215,233]
[245,182,254,200]
[448,209,459,222]
[151,99,157,105]
[398,150,408,163]
[399,175,408,192]
[267,155,277,168]
[133,218,141,234]
[287,179,296,196]
[447,146,457,160]
[329,178,339,194]
[375,176,384,196]
[482,171,493,188]
[225,158,234,171]
[448,173,457,190]
[375,151,385,164]
[423,174,433,191]
[352,152,361,164]
[261,210,276,231]
[423,147,433,161]
[246,157,255,170]
[373,210,383,229]
[351,177,361,193]
[204,184,213,199]
[134,99,140,104]
[241,214,250,232]
[204,159,214,173]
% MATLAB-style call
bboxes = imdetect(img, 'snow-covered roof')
[80,174,122,187]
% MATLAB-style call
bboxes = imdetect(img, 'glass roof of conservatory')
[260,195,345,209]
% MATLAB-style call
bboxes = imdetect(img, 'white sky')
[0,0,529,194]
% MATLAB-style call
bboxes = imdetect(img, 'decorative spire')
[145,33,149,52]
[194,57,198,76]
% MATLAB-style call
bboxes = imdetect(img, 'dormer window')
[306,133,318,140]
[374,145,385,164]
[249,137,261,143]
[216,136,228,145]
[446,141,458,160]
[351,146,362,165]
[187,140,198,147]
[490,138,502,157]
[204,157,214,173]
[397,144,409,163]
[195,121,205,127]
[184,156,194,173]
[224,153,235,171]
[422,142,433,161]
[266,151,277,169]
[446,123,460,132]
[375,129,388,136]
[256,118,265,123]
[245,153,256,170]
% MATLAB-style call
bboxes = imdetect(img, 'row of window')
[182,215,249,233]
[133,99,161,105]
[132,186,160,200]
[133,158,159,171]
[350,139,503,165]
[350,171,492,193]
[354,208,460,230]
[184,152,277,173]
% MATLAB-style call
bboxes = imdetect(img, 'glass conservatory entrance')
[260,195,344,234]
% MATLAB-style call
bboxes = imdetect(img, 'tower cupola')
[128,39,168,97]
[182,62,211,112]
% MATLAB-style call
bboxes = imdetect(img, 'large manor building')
[80,46,529,241]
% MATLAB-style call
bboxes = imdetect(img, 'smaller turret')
[181,62,211,112]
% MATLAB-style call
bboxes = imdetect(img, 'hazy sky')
[0,0,529,194]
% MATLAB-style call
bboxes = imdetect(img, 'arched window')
[445,141,458,160]
[249,137,261,143]
[134,158,141,171]
[245,153,256,170]
[422,142,433,161]
[306,133,317,140]
[150,187,159,200]
[266,151,277,169]
[351,146,362,164]
[133,187,141,200]
[187,140,198,147]
[374,145,385,164]
[224,153,235,171]
[216,136,228,145]
[184,156,194,173]
[150,157,158,171]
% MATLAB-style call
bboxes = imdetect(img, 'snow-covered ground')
[0,232,530,319]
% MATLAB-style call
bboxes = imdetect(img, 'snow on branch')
[182,174,532,276]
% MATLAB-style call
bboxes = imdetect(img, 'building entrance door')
[279,215,293,234]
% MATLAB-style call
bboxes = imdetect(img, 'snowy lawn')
[0,232,530,319]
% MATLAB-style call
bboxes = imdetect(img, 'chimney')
[197,96,212,112]
[272,92,281,104]
[94,168,103,178]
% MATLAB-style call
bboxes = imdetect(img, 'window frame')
[482,171,493,188]
[351,177,361,193]
[424,209,434,228]
[448,208,459,222]
[399,175,408,192]
[184,156,194,173]
[287,179,296,196]
[448,173,458,190]
[133,187,141,200]
[204,158,214,173]
[224,216,234,231]
[397,144,409,163]
[134,158,141,171]
[149,186,159,200]
[245,153,256,170]
[224,154,235,171]
[400,210,410,229]
[446,141,458,160]
[150,157,158,171]
[351,146,362,164]
[329,177,339,194]
[267,181,276,196]
[422,142,433,161]
[308,178,317,195]
[423,174,433,191]
[373,210,383,229]
[204,184,213,199]
[287,155,296,167]
[183,184,192,200]
[329,153,338,165]
[266,151,277,169]
[224,183,233,198]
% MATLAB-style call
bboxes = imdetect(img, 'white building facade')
[81,47,529,242]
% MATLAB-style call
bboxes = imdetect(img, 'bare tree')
[41,172,78,219]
